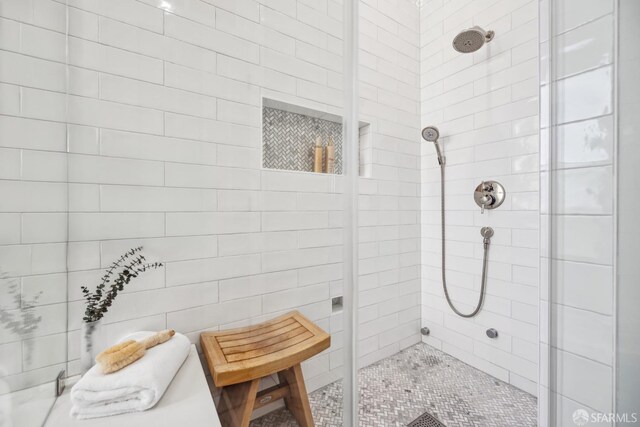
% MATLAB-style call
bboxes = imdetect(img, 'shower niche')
[261,98,371,176]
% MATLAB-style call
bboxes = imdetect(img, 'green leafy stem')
[81,247,162,323]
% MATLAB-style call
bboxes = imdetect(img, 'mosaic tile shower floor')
[251,343,537,427]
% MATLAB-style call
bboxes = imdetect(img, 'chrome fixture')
[452,26,495,53]
[56,370,66,397]
[420,327,431,336]
[422,126,494,318]
[486,328,499,339]
[474,180,506,213]
[481,227,494,247]
[332,296,343,313]
[421,125,439,142]
[421,126,445,165]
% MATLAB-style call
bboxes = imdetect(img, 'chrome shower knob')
[478,193,494,208]
[474,181,505,213]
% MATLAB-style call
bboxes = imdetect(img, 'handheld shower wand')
[422,126,445,165]
[421,126,492,318]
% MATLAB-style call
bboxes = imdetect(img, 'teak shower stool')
[200,311,331,427]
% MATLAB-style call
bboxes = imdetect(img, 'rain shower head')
[452,26,495,53]
[421,126,440,142]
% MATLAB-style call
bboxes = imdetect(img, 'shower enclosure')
[0,0,638,426]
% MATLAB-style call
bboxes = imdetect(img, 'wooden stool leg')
[277,364,314,427]
[217,378,260,427]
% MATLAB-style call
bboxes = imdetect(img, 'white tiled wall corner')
[419,0,540,396]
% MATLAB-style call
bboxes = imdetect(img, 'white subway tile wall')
[539,0,616,424]
[0,0,422,404]
[356,0,422,369]
[420,0,540,396]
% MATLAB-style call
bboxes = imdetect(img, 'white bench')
[45,345,221,427]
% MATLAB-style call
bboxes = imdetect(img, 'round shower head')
[421,126,440,142]
[452,26,495,53]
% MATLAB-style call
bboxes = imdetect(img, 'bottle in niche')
[325,137,335,174]
[313,137,323,173]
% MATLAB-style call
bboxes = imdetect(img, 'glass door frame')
[342,0,360,426]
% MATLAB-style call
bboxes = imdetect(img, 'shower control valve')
[478,193,493,213]
[474,180,505,214]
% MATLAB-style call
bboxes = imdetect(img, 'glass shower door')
[542,0,640,424]
[63,0,358,425]
[0,0,69,425]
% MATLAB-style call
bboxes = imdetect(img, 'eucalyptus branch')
[82,247,162,323]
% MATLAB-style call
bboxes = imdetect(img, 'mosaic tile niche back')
[262,107,343,174]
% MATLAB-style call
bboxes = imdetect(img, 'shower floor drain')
[407,411,447,427]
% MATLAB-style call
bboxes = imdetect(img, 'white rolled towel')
[70,331,190,419]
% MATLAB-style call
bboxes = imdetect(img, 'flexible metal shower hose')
[438,163,489,318]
